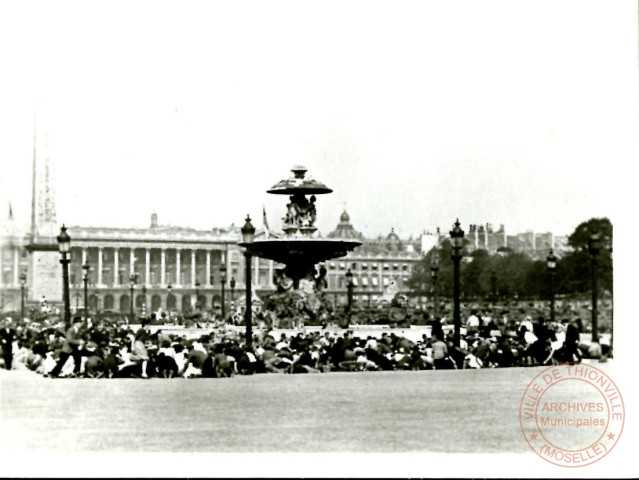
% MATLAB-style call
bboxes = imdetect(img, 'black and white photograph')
[0,0,637,477]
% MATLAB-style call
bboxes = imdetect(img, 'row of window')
[326,261,411,272]
[329,275,409,289]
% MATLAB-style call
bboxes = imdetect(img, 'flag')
[262,205,270,238]
[8,202,13,221]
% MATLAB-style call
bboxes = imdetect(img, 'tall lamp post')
[240,215,255,348]
[430,256,439,321]
[450,219,465,348]
[490,269,497,305]
[19,271,27,322]
[230,277,236,312]
[345,269,354,315]
[588,232,601,344]
[220,266,227,320]
[82,263,90,320]
[546,249,557,324]
[129,273,137,321]
[141,285,147,317]
[195,280,200,310]
[56,225,72,329]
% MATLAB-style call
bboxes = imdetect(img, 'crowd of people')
[0,301,610,379]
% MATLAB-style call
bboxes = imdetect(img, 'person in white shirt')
[466,310,480,335]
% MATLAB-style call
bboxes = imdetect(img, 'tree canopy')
[406,217,613,301]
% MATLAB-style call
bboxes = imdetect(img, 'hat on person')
[73,316,83,324]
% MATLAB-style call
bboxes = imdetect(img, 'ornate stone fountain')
[240,166,361,324]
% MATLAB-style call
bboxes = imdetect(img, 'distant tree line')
[406,218,612,302]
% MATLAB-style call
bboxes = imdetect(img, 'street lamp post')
[220,266,227,320]
[141,285,147,318]
[56,225,72,330]
[450,219,465,348]
[19,271,27,322]
[230,277,236,312]
[546,249,557,324]
[430,256,439,321]
[588,232,601,344]
[82,263,90,320]
[490,269,497,305]
[345,269,354,315]
[129,273,137,321]
[240,215,255,348]
[195,281,200,310]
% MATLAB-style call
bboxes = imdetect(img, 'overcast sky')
[0,0,637,239]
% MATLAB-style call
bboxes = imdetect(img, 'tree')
[406,238,470,299]
[560,217,613,295]
[462,249,490,299]
[567,217,612,252]
[406,216,613,305]
[523,260,548,299]
[492,251,533,299]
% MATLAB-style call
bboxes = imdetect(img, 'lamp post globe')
[588,232,601,343]
[241,215,256,244]
[449,219,465,348]
[240,215,256,348]
[56,225,72,329]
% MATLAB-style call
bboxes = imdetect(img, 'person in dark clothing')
[102,346,122,378]
[365,348,394,370]
[201,353,217,377]
[561,318,582,363]
[523,316,553,365]
[1,319,16,370]
[430,319,444,342]
[156,352,179,378]
[50,317,85,377]
[237,348,260,375]
[494,336,516,368]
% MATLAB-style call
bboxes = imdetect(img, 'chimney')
[151,212,158,229]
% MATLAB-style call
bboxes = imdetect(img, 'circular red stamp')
[519,363,624,467]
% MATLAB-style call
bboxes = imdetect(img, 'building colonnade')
[64,243,276,315]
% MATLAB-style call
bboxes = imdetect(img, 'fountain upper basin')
[240,238,362,266]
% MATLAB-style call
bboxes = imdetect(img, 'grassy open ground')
[0,366,560,453]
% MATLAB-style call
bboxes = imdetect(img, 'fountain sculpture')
[240,166,361,325]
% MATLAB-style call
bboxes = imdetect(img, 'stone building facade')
[1,208,571,316]
[325,211,421,307]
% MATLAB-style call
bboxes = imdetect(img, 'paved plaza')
[0,365,601,453]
